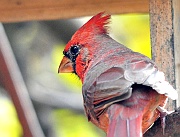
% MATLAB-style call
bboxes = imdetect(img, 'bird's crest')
[85,12,111,34]
[71,12,111,40]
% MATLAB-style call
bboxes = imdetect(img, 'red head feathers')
[66,12,111,49]
[72,12,110,39]
[59,12,111,79]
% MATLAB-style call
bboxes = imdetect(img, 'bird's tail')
[107,104,143,137]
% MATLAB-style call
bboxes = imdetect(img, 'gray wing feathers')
[94,67,134,101]
[124,60,156,84]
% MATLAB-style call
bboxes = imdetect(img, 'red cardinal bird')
[58,12,177,137]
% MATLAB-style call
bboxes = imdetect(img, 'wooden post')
[144,0,180,136]
[149,0,176,110]
[173,0,180,106]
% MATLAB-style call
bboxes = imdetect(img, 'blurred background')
[0,13,150,137]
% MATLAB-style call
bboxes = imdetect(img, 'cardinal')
[58,12,177,137]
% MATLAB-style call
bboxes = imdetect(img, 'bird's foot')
[157,106,174,135]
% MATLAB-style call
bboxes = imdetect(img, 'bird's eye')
[70,45,80,56]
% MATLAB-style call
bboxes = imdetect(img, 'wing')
[124,59,177,100]
[83,56,177,122]
[83,58,153,120]
[83,67,133,122]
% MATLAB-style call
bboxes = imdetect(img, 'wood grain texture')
[0,0,149,22]
[173,0,180,106]
[149,0,176,111]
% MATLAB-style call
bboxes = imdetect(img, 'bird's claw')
[157,106,174,135]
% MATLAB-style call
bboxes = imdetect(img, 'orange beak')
[58,56,74,73]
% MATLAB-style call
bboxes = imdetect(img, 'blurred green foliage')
[53,110,105,137]
[0,97,22,137]
[111,14,151,58]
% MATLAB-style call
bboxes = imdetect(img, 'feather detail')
[107,104,143,137]
[81,12,110,34]
[89,12,111,34]
[143,70,178,100]
[71,12,111,41]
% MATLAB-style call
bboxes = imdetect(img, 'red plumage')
[58,12,177,137]
[72,12,110,39]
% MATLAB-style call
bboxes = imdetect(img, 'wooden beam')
[0,0,149,23]
[0,24,45,137]
[149,0,176,110]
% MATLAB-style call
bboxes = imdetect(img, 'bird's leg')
[157,106,174,135]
